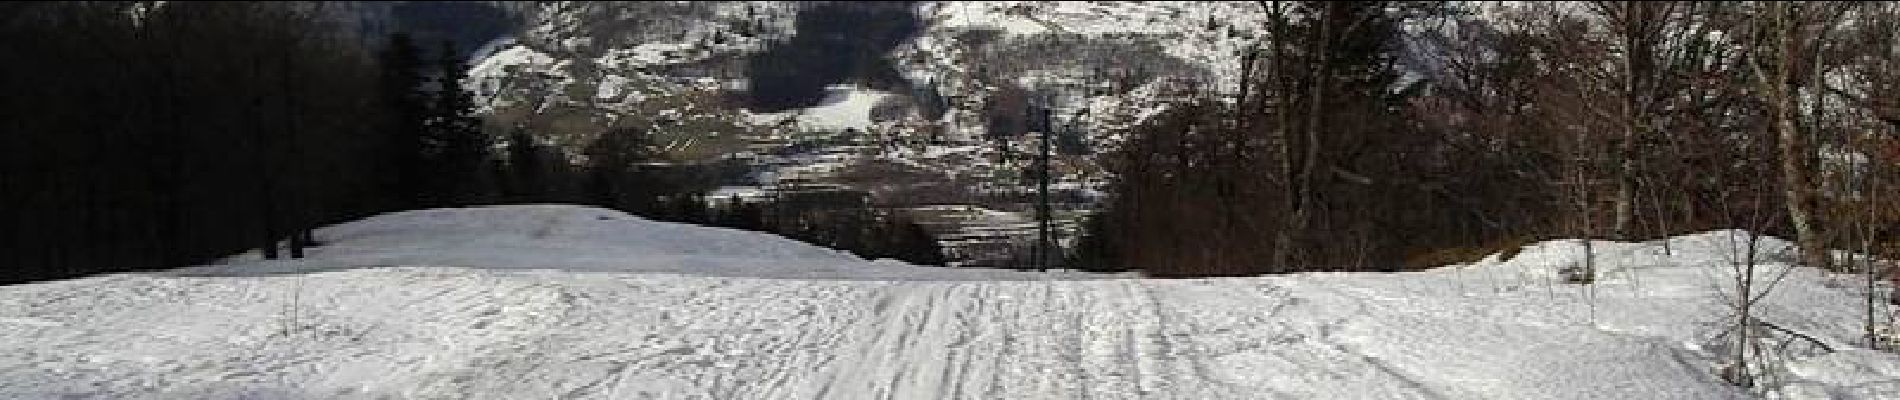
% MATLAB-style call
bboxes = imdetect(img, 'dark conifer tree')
[2,2,403,283]
[426,41,490,206]
[380,33,430,208]
[892,218,946,266]
[506,130,544,201]
[585,127,663,213]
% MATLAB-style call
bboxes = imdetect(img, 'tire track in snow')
[1143,280,1258,399]
[796,279,1173,399]
[1,266,1478,399]
[1118,279,1163,397]
[808,282,969,399]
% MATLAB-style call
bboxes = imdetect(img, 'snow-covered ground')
[3,205,1898,399]
[746,85,896,132]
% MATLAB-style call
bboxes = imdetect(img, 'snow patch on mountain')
[745,85,896,131]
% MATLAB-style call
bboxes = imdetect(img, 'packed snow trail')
[2,205,1898,399]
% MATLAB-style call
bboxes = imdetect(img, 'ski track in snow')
[0,272,1745,399]
[0,274,1378,399]
[2,205,1898,399]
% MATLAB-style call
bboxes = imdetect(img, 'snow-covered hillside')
[2,205,1897,399]
[746,85,897,132]
[468,1,1255,147]
[456,2,1262,265]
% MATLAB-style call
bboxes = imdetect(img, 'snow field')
[1,205,1897,399]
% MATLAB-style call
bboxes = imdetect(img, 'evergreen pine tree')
[380,33,430,208]
[584,127,663,213]
[427,41,490,206]
[894,218,946,266]
[507,130,544,201]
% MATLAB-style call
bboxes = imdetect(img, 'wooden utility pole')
[1035,102,1055,272]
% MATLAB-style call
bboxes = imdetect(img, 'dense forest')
[0,2,943,284]
[2,2,400,283]
[6,1,1900,282]
[1073,1,1900,277]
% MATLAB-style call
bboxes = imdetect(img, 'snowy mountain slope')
[169,205,1082,282]
[893,1,1266,143]
[458,6,1467,265]
[456,2,1276,263]
[2,205,1898,399]
[746,85,898,132]
[465,1,1259,160]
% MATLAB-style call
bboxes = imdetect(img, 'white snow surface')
[746,85,895,132]
[3,205,1899,399]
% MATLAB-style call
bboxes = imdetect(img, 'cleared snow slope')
[746,85,895,132]
[1,205,1897,399]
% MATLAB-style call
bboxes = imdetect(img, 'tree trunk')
[1614,6,1640,240]
[1772,31,1825,270]
[1290,1,1334,267]
[280,27,306,260]
[1729,230,1760,387]
[1756,3,1827,270]
[1267,1,1297,269]
[1780,98,1826,269]
[251,53,280,261]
